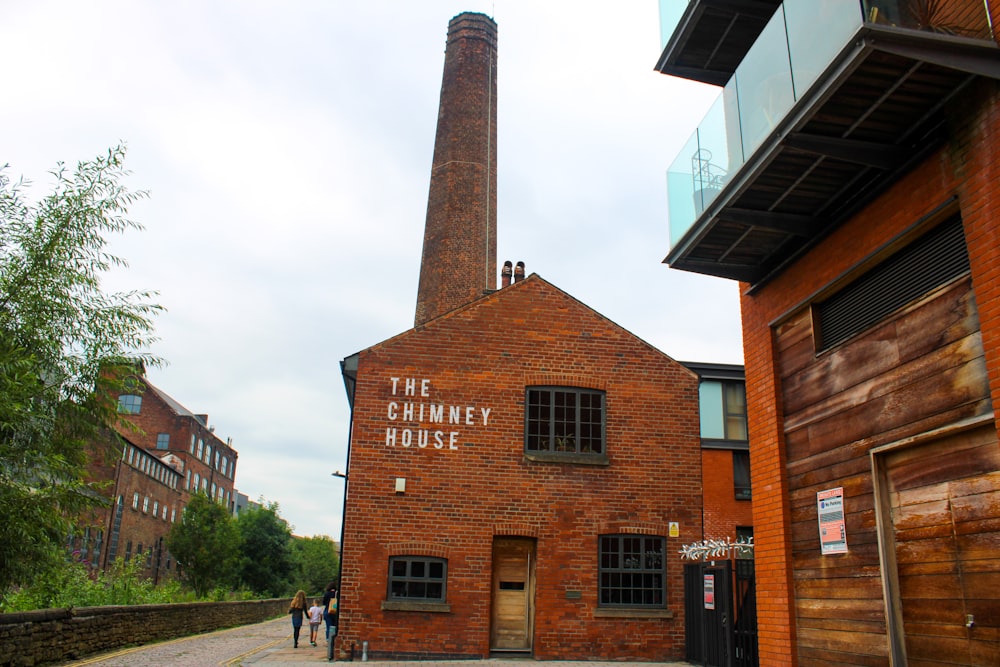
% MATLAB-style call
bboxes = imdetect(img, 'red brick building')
[341,274,702,660]
[79,372,239,583]
[659,2,1000,664]
[334,10,750,661]
[684,362,753,547]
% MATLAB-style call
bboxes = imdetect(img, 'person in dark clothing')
[321,581,339,643]
[288,590,308,648]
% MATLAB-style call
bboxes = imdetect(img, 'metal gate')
[684,560,757,667]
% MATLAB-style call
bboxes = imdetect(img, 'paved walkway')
[64,617,694,666]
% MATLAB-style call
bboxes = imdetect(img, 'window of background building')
[525,387,605,456]
[127,447,135,465]
[387,556,447,601]
[193,473,200,490]
[599,535,666,608]
[132,493,139,510]
[152,500,159,516]
[156,433,170,450]
[190,434,196,454]
[117,394,142,414]
[142,497,149,513]
[205,444,212,464]
[185,470,191,490]
[734,451,752,500]
[699,380,748,442]
[125,540,132,561]
[196,439,204,459]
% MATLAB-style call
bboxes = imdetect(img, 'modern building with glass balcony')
[658,2,1000,666]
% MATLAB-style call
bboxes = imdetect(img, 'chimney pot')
[514,261,525,282]
[501,260,513,287]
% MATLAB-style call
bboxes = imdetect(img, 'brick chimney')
[414,12,498,327]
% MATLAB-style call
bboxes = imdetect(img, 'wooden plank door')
[878,424,1000,666]
[490,537,535,652]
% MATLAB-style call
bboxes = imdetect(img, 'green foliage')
[166,492,239,597]
[0,557,181,612]
[0,146,163,596]
[236,501,294,597]
[291,535,339,596]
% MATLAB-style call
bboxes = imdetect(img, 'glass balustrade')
[664,0,996,252]
[658,0,689,50]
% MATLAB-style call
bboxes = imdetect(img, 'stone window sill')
[381,600,451,613]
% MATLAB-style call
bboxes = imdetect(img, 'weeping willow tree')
[0,145,163,596]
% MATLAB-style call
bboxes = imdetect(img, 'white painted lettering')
[402,429,412,447]
[465,406,474,425]
[421,379,430,397]
[390,378,400,395]
[417,430,429,448]
[386,428,396,447]
[449,406,461,424]
[405,378,416,396]
[387,402,398,420]
[418,404,425,421]
[481,407,491,425]
[402,403,414,421]
[434,431,445,449]
[449,432,459,450]
[430,405,444,423]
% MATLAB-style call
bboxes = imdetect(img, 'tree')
[236,501,294,597]
[291,535,339,596]
[0,146,162,596]
[166,492,239,597]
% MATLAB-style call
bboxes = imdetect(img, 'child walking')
[308,598,324,646]
[288,590,308,648]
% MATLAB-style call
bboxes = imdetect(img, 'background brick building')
[80,372,239,583]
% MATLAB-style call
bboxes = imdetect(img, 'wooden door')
[878,424,1000,666]
[490,537,535,652]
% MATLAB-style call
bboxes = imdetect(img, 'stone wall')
[0,598,289,667]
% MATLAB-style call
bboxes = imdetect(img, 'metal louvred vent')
[817,216,969,352]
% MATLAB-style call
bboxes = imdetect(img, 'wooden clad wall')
[773,276,993,664]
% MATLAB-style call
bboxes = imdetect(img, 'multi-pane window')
[599,535,666,608]
[733,451,751,500]
[117,394,142,414]
[525,387,605,455]
[699,380,747,442]
[387,557,447,601]
[156,433,170,450]
[132,493,139,510]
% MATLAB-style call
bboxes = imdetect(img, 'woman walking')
[288,590,308,648]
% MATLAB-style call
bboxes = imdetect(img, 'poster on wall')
[817,487,848,555]
[703,574,715,610]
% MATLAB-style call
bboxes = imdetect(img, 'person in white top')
[307,598,325,647]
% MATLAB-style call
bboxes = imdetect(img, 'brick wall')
[340,275,702,661]
[0,598,288,667]
[701,449,753,540]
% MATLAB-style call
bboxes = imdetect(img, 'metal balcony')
[656,0,782,86]
[660,0,1000,286]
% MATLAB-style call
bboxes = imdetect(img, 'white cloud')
[1,0,742,542]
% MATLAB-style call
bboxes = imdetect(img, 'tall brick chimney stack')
[414,12,498,327]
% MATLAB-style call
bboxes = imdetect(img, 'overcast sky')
[2,1,742,541]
